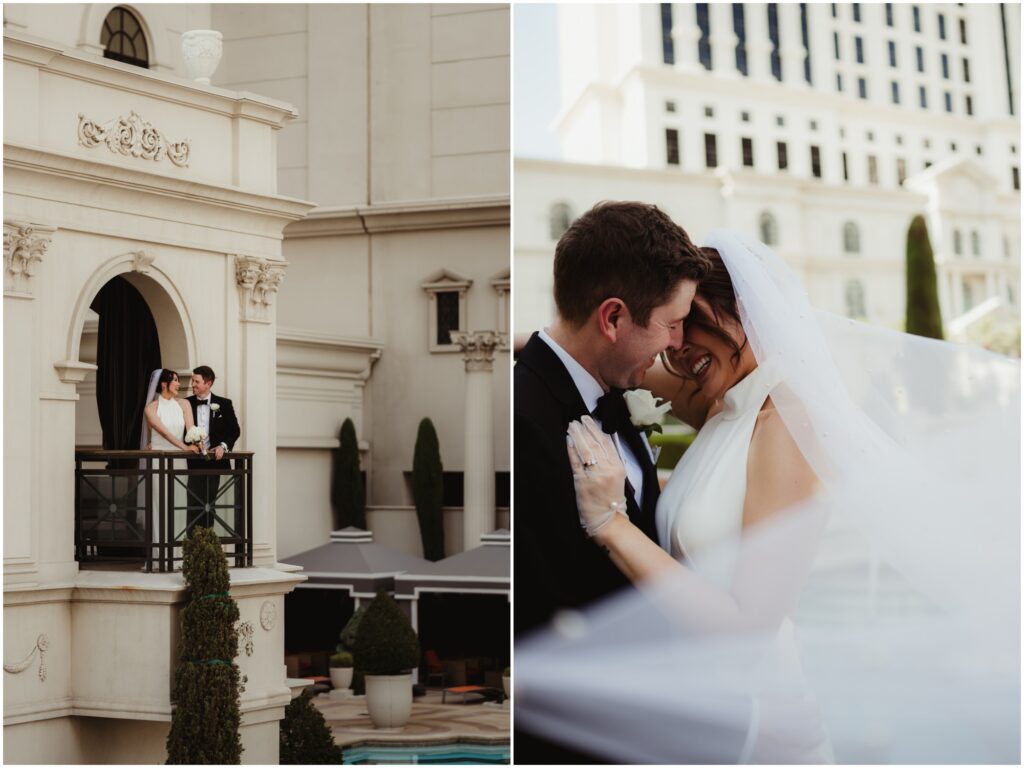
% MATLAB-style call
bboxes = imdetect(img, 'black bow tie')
[197,399,210,406]
[593,389,631,435]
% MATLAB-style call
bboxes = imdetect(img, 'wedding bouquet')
[184,426,209,458]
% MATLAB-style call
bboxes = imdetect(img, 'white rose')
[185,426,208,444]
[209,403,220,412]
[623,388,671,428]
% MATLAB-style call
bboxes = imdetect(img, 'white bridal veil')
[139,368,163,449]
[515,230,1020,764]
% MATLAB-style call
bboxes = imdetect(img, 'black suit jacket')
[186,393,240,469]
[514,333,661,636]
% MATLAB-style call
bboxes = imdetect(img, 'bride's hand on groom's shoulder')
[567,416,628,538]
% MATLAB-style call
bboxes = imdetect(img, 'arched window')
[549,202,574,241]
[842,221,860,254]
[759,212,779,246]
[844,279,866,319]
[101,7,149,68]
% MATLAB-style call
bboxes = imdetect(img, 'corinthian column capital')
[450,330,505,372]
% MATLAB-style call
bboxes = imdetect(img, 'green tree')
[412,418,445,561]
[331,419,366,529]
[166,527,242,764]
[279,689,343,764]
[353,592,420,676]
[905,215,944,339]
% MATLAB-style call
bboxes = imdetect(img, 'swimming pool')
[341,741,510,764]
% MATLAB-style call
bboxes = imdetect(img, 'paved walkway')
[313,689,510,749]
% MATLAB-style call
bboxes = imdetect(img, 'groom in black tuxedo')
[514,202,709,764]
[186,365,241,531]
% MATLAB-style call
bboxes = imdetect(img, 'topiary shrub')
[412,418,445,561]
[166,526,243,764]
[905,214,944,340]
[329,651,353,669]
[279,689,343,765]
[338,607,367,694]
[331,419,366,529]
[353,592,420,676]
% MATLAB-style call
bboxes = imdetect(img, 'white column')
[708,2,738,76]
[451,331,503,551]
[671,3,701,71]
[778,2,806,87]
[744,3,771,81]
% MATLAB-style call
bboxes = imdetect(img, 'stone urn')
[329,666,353,691]
[181,30,223,84]
[364,673,414,729]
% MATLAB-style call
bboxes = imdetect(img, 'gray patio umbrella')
[282,527,432,605]
[394,529,510,599]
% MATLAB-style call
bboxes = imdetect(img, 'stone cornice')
[4,143,315,222]
[285,195,510,238]
[3,30,298,128]
[276,328,384,379]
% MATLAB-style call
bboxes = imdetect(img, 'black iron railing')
[74,449,253,572]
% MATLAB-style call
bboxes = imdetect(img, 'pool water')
[341,742,510,765]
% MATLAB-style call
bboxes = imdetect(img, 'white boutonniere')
[623,389,671,436]
[209,403,221,417]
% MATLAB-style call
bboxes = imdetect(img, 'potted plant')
[329,651,354,691]
[503,666,510,699]
[353,592,420,728]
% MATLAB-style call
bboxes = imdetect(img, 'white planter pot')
[364,673,414,729]
[181,30,223,84]
[503,675,510,699]
[330,666,353,691]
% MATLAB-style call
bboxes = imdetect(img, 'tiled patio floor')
[312,689,510,749]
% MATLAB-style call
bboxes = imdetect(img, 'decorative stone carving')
[235,256,287,323]
[237,621,255,656]
[181,30,223,85]
[4,221,55,296]
[259,600,276,631]
[130,250,155,274]
[78,110,190,167]
[450,330,505,372]
[4,634,49,681]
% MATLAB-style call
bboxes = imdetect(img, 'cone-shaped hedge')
[166,526,242,764]
[353,592,420,676]
[905,215,944,339]
[279,689,343,764]
[331,419,366,529]
[412,418,445,561]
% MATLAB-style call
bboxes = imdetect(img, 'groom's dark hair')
[193,365,216,383]
[553,201,710,328]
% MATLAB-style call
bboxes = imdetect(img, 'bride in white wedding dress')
[517,231,1019,764]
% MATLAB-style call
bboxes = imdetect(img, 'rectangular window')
[833,31,840,60]
[811,145,822,178]
[891,80,900,104]
[733,3,748,75]
[777,141,788,170]
[897,157,907,184]
[944,91,952,112]
[831,3,837,18]
[704,132,718,168]
[959,17,967,45]
[868,154,878,184]
[768,3,781,80]
[801,2,812,84]
[885,3,894,26]
[661,4,675,64]
[971,230,980,256]
[697,3,712,70]
[858,77,867,99]
[962,57,970,83]
[913,5,921,32]
[965,94,973,115]
[836,72,843,92]
[916,46,924,72]
[1013,167,1020,191]
[919,85,927,108]
[666,100,677,113]
[855,36,864,63]
[705,105,715,118]
[941,53,949,79]
[742,137,754,167]
[938,13,946,39]
[888,40,897,67]
[852,3,861,22]
[842,151,849,181]
[666,128,680,166]
[436,291,460,346]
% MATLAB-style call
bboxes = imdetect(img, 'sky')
[513,4,562,160]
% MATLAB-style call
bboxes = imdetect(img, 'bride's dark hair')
[662,247,748,378]
[157,368,177,393]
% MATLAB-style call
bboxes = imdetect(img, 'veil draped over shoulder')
[515,231,1020,764]
[140,368,162,449]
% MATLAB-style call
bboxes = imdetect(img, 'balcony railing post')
[246,455,253,567]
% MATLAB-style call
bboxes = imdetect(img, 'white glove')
[566,415,629,537]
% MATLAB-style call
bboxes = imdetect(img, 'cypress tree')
[412,418,445,561]
[166,527,242,764]
[905,215,944,339]
[279,689,343,764]
[331,419,366,529]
